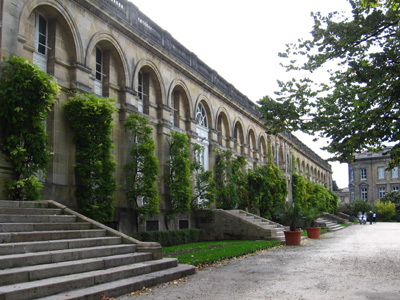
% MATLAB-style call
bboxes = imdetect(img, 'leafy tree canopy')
[258,0,400,168]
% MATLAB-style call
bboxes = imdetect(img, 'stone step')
[0,200,49,208]
[36,264,196,300]
[0,229,107,243]
[0,252,153,286]
[0,236,122,255]
[0,244,137,269]
[0,258,179,300]
[0,214,77,223]
[0,222,92,232]
[0,207,62,215]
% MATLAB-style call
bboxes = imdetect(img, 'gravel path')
[119,223,400,300]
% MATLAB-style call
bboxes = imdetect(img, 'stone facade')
[349,150,400,203]
[0,0,332,233]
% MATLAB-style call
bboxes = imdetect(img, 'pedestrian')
[369,211,373,225]
[373,212,376,223]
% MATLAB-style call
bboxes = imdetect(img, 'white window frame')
[378,167,385,179]
[361,168,367,180]
[392,186,399,192]
[392,167,399,179]
[361,188,368,201]
[33,13,48,72]
[379,187,386,198]
[94,47,106,96]
[138,71,144,113]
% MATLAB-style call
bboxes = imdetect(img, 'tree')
[258,1,400,168]
[191,144,216,212]
[64,93,118,223]
[166,132,192,224]
[0,56,59,200]
[124,113,160,231]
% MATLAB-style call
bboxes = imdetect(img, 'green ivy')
[214,150,247,210]
[0,56,59,200]
[124,113,160,230]
[166,132,192,217]
[191,144,216,212]
[63,93,118,223]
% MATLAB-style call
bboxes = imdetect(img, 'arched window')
[196,103,208,128]
[196,103,209,170]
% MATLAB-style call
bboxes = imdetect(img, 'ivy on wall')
[0,56,59,200]
[63,93,118,223]
[124,113,160,231]
[166,131,192,220]
[214,150,247,210]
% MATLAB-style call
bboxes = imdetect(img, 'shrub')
[376,201,396,221]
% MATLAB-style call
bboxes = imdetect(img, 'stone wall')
[0,0,333,232]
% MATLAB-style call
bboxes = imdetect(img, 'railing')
[94,0,330,171]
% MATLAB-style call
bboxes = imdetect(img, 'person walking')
[369,211,373,225]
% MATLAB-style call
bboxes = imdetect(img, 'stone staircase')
[0,200,195,300]
[226,210,287,242]
[316,216,346,232]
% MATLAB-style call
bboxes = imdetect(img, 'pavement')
[118,223,400,300]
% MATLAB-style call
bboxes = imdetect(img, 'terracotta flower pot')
[284,230,302,245]
[306,227,321,239]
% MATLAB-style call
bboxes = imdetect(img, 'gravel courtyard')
[119,223,400,300]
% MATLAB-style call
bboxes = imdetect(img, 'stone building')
[349,149,400,203]
[0,0,332,233]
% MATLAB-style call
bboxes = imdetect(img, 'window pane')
[378,167,385,179]
[392,167,399,179]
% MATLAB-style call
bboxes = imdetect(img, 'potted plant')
[276,202,303,245]
[304,206,322,239]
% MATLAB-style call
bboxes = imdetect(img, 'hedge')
[131,229,204,247]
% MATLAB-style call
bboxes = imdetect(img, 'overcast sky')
[130,0,353,188]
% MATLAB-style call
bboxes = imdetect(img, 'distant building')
[349,149,400,203]
[335,188,350,204]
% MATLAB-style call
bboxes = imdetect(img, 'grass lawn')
[163,240,282,267]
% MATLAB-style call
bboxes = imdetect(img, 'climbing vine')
[124,113,160,231]
[63,93,118,223]
[166,131,192,219]
[0,56,59,200]
[214,149,247,210]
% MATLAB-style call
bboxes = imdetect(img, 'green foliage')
[292,173,338,214]
[258,1,400,167]
[63,93,118,223]
[376,200,396,221]
[131,228,204,247]
[166,132,192,216]
[214,150,247,210]
[163,240,281,266]
[380,191,400,221]
[124,113,160,230]
[351,199,375,215]
[292,173,309,210]
[248,164,288,219]
[275,202,303,231]
[191,144,216,211]
[0,56,59,200]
